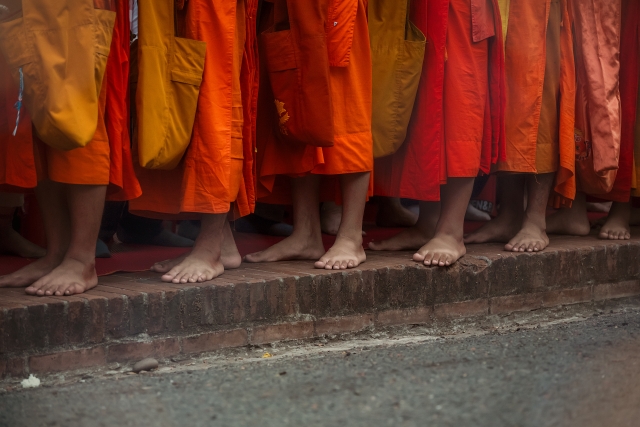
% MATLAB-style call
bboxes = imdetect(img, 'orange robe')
[0,57,37,192]
[374,0,506,202]
[255,0,374,204]
[130,0,258,219]
[0,0,140,200]
[584,0,638,203]
[497,0,576,204]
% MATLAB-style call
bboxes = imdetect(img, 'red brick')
[87,297,107,344]
[146,291,165,334]
[0,290,62,305]
[0,299,27,310]
[106,338,181,363]
[230,282,250,323]
[182,286,205,329]
[98,285,147,335]
[90,290,128,338]
[29,347,106,374]
[0,358,25,379]
[163,288,183,331]
[2,307,29,353]
[541,287,592,307]
[182,329,249,354]
[45,301,66,347]
[249,281,269,321]
[593,280,640,301]
[243,263,315,278]
[60,297,87,345]
[434,299,488,319]
[376,307,433,327]
[251,321,315,344]
[490,293,543,315]
[315,315,374,336]
[279,277,299,317]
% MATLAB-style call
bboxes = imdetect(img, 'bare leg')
[0,206,46,258]
[414,178,473,266]
[375,197,419,228]
[152,219,241,272]
[464,175,525,244]
[27,184,106,296]
[546,191,591,236]
[505,173,554,252]
[368,201,438,251]
[0,181,69,288]
[245,175,325,263]
[316,172,369,269]
[599,201,631,240]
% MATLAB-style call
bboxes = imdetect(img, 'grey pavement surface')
[1,305,639,427]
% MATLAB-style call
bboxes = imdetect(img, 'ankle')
[291,225,322,240]
[522,213,546,231]
[433,228,464,243]
[190,245,222,262]
[63,251,96,266]
[336,232,363,245]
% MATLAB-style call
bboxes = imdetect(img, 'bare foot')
[463,213,522,244]
[0,227,46,258]
[160,250,224,284]
[598,202,631,240]
[413,234,466,267]
[0,255,61,288]
[504,222,549,252]
[599,218,631,240]
[152,222,242,272]
[546,208,591,236]
[368,225,433,251]
[244,232,325,263]
[25,258,97,296]
[375,198,418,228]
[315,234,366,270]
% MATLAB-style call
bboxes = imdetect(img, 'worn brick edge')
[2,282,639,378]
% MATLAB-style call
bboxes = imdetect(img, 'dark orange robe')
[255,0,374,204]
[497,0,576,205]
[588,0,638,202]
[0,0,140,200]
[0,57,37,192]
[374,0,506,202]
[130,0,259,219]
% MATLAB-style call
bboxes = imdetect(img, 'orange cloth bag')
[135,0,206,170]
[0,0,115,151]
[260,0,334,147]
[369,0,425,159]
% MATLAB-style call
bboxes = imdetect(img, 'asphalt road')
[1,307,639,427]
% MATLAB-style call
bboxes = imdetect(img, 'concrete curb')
[1,234,639,377]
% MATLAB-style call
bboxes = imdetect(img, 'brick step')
[2,231,640,378]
